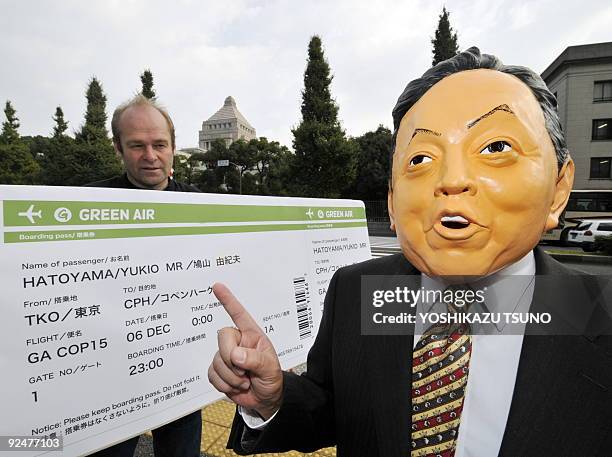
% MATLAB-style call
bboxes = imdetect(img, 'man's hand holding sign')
[209,283,283,421]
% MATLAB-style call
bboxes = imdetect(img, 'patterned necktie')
[411,292,473,457]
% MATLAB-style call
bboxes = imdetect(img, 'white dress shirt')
[241,251,536,456]
[417,251,535,457]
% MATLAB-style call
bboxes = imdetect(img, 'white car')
[567,219,612,252]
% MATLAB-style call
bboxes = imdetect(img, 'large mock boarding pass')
[0,185,371,456]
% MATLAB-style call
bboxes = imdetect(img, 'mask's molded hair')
[390,46,569,173]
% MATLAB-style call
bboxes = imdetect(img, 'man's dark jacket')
[85,173,201,457]
[228,248,612,456]
[86,173,199,193]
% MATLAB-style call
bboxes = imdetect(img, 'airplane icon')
[18,204,42,224]
[306,208,314,219]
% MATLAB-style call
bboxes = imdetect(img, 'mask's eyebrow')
[467,104,515,129]
[410,128,441,143]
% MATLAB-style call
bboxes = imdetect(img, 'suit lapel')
[364,256,418,457]
[500,249,571,454]
[499,248,611,456]
[499,334,611,456]
[367,333,413,456]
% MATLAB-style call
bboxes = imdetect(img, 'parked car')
[566,219,612,252]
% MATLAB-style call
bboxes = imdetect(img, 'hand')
[208,283,283,420]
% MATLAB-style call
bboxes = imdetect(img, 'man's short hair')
[391,46,569,172]
[111,94,176,152]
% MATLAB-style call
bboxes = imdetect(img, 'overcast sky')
[1,0,611,150]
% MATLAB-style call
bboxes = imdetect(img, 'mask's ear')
[388,188,396,232]
[544,158,574,232]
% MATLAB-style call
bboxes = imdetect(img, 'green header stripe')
[3,200,365,226]
[4,221,367,243]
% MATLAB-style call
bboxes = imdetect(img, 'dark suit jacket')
[85,173,200,193]
[228,248,612,456]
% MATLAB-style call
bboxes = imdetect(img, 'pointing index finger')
[213,283,261,333]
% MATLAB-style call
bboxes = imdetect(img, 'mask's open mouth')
[440,215,470,229]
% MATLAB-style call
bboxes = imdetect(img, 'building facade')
[542,42,612,189]
[198,96,256,151]
[176,147,205,171]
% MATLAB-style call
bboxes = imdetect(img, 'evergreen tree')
[291,36,357,198]
[76,77,109,144]
[300,37,337,124]
[66,142,122,185]
[0,101,40,184]
[70,77,122,183]
[41,107,73,186]
[52,106,69,138]
[1,100,20,144]
[345,126,393,200]
[431,7,459,66]
[0,143,40,184]
[140,69,156,99]
[22,135,50,158]
[40,137,122,186]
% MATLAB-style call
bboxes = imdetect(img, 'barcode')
[293,276,312,339]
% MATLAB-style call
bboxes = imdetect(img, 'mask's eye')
[480,141,511,154]
[409,155,432,166]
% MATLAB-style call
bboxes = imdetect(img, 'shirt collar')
[419,251,536,333]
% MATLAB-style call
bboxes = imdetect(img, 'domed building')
[198,96,257,151]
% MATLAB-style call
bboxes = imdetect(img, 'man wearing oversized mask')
[208,47,612,456]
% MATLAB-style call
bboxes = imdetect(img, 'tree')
[191,138,293,195]
[172,154,193,184]
[52,106,69,138]
[76,77,110,144]
[70,77,122,183]
[0,101,40,184]
[431,6,459,66]
[22,135,50,159]
[249,137,293,196]
[140,69,156,99]
[191,140,251,194]
[39,105,76,186]
[226,138,293,195]
[345,126,393,201]
[1,100,20,144]
[193,140,232,193]
[0,143,40,184]
[40,139,122,186]
[291,36,357,198]
[228,139,260,193]
[300,37,337,125]
[37,134,70,185]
